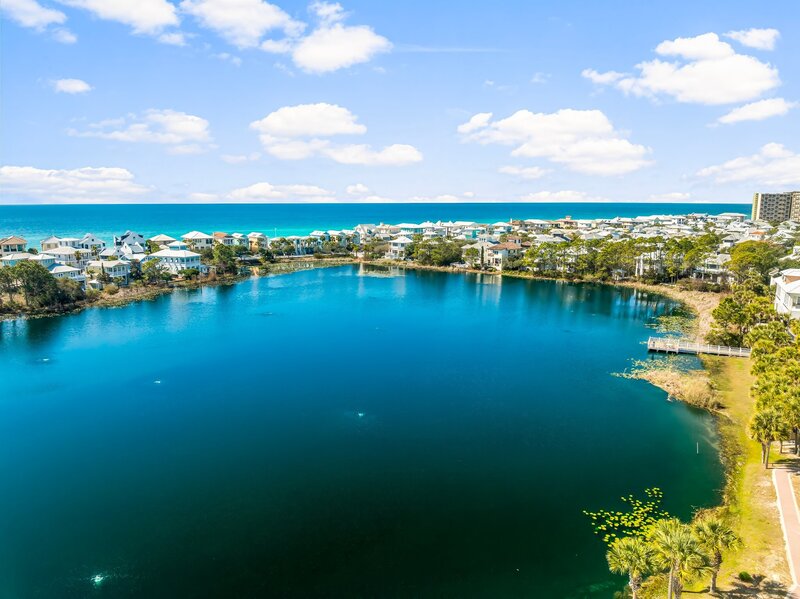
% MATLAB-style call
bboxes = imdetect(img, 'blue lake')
[0,265,724,597]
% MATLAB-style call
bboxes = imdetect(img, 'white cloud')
[179,0,388,73]
[228,181,334,202]
[221,152,261,163]
[581,69,625,84]
[584,32,780,105]
[647,192,691,202]
[250,103,421,166]
[724,28,780,51]
[261,39,291,53]
[188,192,220,202]
[325,143,421,166]
[52,27,76,43]
[717,98,796,124]
[459,108,651,176]
[53,78,91,94]
[407,194,464,203]
[180,0,302,48]
[1,0,76,42]
[251,103,366,137]
[214,52,242,66]
[290,23,390,73]
[655,32,734,60]
[158,31,187,46]
[696,143,800,186]
[255,2,390,73]
[499,165,550,180]
[56,0,179,34]
[530,72,549,84]
[519,190,610,202]
[2,0,65,29]
[457,112,493,134]
[70,109,214,154]
[346,183,369,195]
[0,165,150,203]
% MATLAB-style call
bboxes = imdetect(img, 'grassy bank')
[695,357,793,597]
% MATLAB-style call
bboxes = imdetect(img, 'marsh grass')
[616,356,720,411]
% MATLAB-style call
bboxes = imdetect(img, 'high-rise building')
[752,191,800,222]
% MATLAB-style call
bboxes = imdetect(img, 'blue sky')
[1,0,798,204]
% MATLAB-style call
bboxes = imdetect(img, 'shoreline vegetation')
[0,256,356,321]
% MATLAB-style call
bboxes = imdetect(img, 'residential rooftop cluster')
[1,199,799,318]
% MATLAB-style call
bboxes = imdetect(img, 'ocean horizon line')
[0,200,753,207]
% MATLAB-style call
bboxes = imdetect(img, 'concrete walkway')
[773,468,800,599]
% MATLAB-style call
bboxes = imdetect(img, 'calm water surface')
[0,266,723,598]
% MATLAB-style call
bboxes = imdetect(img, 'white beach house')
[387,236,413,260]
[772,268,800,320]
[40,236,63,252]
[182,231,214,251]
[87,260,131,285]
[49,264,86,285]
[0,252,55,268]
[114,231,146,247]
[148,234,177,247]
[79,233,106,252]
[149,241,205,275]
[0,236,27,256]
[46,246,93,268]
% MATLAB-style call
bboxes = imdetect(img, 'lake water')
[0,266,724,598]
[0,202,749,243]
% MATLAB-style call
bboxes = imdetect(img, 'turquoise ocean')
[0,202,749,242]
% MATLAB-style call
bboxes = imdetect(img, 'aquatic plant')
[583,488,670,545]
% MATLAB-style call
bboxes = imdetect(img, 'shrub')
[104,283,119,295]
[738,572,753,583]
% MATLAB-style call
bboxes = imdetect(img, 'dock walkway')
[647,337,751,358]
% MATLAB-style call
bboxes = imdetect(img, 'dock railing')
[647,337,751,358]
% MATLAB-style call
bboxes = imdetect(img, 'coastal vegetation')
[0,236,355,318]
[586,489,740,599]
[523,233,722,283]
[597,238,799,597]
[0,261,85,313]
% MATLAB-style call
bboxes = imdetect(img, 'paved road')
[773,468,800,599]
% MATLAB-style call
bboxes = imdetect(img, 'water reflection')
[0,313,67,349]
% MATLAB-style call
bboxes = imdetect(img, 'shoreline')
[0,257,357,322]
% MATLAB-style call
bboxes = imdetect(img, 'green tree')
[727,241,783,282]
[13,261,58,308]
[179,268,200,280]
[141,259,166,285]
[648,519,709,599]
[212,243,238,274]
[693,515,740,593]
[463,247,480,267]
[749,407,785,468]
[0,267,15,305]
[606,536,654,599]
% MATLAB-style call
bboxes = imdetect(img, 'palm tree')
[648,519,709,599]
[694,515,740,593]
[749,407,784,468]
[606,536,654,599]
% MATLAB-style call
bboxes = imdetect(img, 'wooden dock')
[647,337,751,358]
